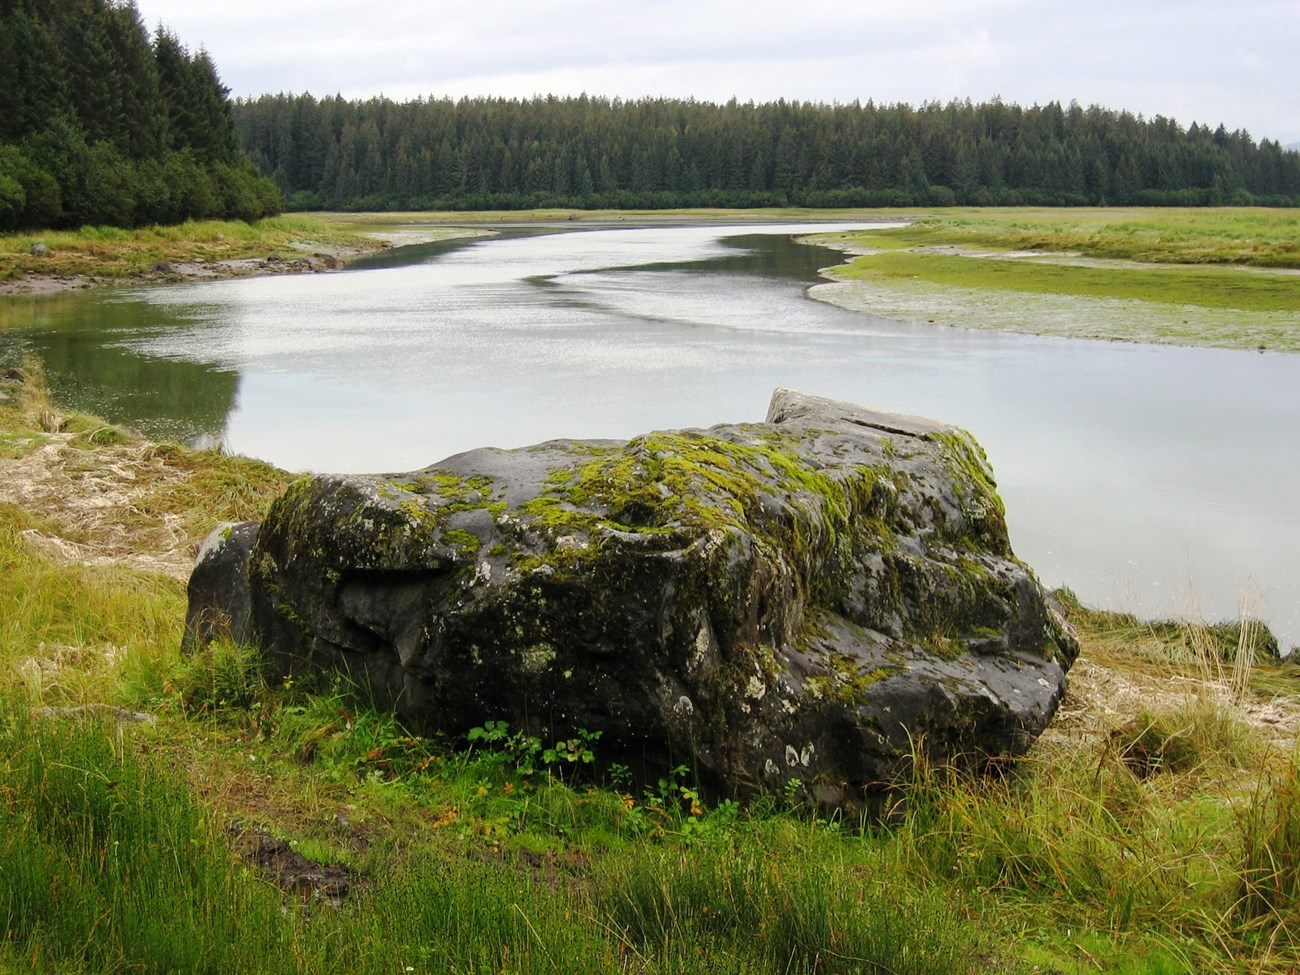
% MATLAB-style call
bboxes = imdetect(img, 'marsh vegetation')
[812,207,1300,351]
[2,369,1299,974]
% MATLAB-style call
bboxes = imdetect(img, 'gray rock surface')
[184,521,261,651]
[188,389,1076,808]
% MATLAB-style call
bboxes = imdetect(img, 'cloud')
[133,0,1300,141]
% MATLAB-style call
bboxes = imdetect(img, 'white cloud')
[132,0,1300,142]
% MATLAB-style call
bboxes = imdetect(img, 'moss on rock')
[200,389,1076,811]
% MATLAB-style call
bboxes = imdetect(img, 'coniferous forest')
[0,0,281,231]
[234,92,1300,213]
[3,0,1299,232]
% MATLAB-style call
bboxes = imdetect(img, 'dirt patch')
[228,828,355,906]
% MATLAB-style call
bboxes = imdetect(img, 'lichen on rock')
[185,388,1077,811]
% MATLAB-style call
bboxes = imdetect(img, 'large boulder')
[188,389,1076,808]
[184,521,261,651]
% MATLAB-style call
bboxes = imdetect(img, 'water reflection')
[0,289,240,443]
[1,222,1297,647]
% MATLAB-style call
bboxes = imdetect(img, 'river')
[2,221,1296,648]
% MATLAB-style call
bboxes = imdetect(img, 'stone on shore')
[185,389,1076,809]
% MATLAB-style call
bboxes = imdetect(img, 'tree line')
[234,93,1300,212]
[0,0,281,231]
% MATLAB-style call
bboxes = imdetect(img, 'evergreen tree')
[0,0,280,229]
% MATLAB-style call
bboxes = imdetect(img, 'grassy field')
[810,208,1300,352]
[817,208,1300,268]
[2,366,1299,974]
[0,215,403,284]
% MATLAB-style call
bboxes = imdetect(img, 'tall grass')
[885,633,1300,972]
[0,709,296,974]
[601,831,984,974]
[0,515,184,705]
[1234,759,1300,950]
[4,378,1300,972]
[0,706,634,974]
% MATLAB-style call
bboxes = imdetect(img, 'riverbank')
[804,207,1300,353]
[2,365,1299,973]
[7,208,1298,356]
[0,207,904,298]
[0,215,487,297]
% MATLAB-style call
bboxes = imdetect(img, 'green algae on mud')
[816,207,1300,269]
[806,207,1300,353]
[836,250,1300,313]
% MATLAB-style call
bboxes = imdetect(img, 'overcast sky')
[132,0,1299,145]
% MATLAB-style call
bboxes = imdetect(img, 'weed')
[165,637,265,715]
[1233,759,1300,945]
[465,720,603,784]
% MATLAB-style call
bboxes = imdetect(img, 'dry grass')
[0,362,290,578]
[1046,593,1299,755]
[0,216,395,291]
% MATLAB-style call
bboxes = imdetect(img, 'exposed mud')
[803,239,1300,353]
[228,828,355,906]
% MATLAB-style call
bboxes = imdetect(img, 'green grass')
[836,249,1300,313]
[822,207,1300,268]
[0,215,385,282]
[0,711,296,974]
[3,381,1300,973]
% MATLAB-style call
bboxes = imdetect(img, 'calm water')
[3,222,1297,648]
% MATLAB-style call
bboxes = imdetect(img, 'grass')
[0,215,386,283]
[817,207,1300,268]
[809,207,1300,352]
[2,373,1299,973]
